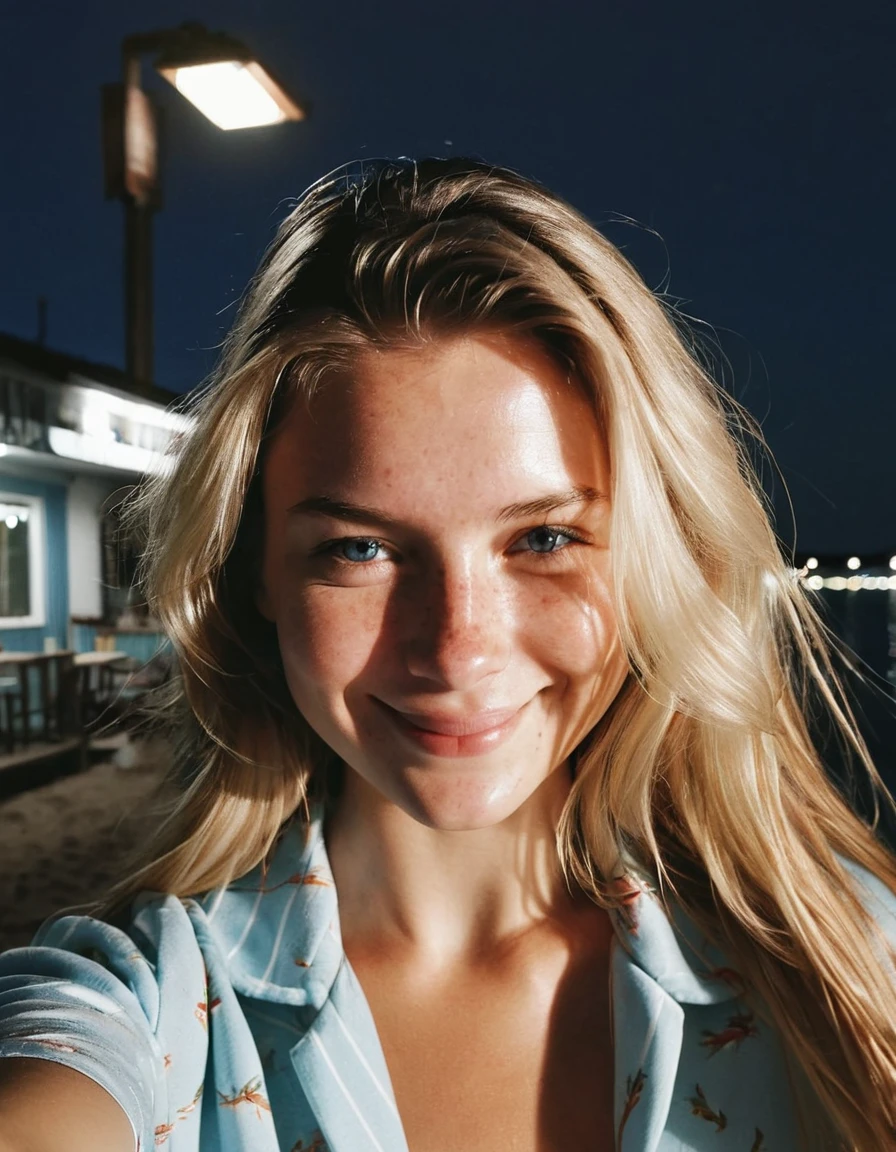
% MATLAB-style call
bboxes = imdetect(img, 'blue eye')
[523,526,572,553]
[339,538,382,563]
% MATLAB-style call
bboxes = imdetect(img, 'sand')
[0,738,176,951]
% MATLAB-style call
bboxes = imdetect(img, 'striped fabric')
[0,809,894,1151]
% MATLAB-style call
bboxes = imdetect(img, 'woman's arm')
[0,901,208,1152]
[0,1059,134,1152]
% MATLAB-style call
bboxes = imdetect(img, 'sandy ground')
[0,738,176,951]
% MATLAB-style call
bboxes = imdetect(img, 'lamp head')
[153,27,306,130]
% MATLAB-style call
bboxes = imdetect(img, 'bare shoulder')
[0,1058,134,1152]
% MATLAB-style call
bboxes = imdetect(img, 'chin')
[389,761,540,832]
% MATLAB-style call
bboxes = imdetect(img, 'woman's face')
[259,331,627,830]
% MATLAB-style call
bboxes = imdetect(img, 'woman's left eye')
[511,526,581,555]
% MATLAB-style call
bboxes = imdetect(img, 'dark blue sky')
[1,0,893,552]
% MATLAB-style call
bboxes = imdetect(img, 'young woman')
[0,158,894,1152]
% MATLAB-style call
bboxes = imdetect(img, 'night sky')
[1,0,894,553]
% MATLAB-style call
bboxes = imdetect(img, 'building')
[0,333,188,654]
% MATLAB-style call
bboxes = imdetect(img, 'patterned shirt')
[0,809,894,1151]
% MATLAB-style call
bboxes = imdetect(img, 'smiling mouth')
[374,701,527,757]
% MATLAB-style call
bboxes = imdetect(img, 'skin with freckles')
[258,332,626,1151]
[259,332,626,834]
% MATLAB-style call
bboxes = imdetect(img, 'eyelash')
[316,525,589,567]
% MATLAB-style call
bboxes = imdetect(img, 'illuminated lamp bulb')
[846,556,861,571]
[4,515,17,530]
[806,557,819,570]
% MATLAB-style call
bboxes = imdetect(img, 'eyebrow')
[287,486,607,528]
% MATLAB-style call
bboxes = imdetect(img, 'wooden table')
[73,651,130,668]
[0,650,76,745]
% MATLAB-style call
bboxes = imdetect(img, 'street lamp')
[102,23,306,394]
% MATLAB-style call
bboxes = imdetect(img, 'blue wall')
[0,474,68,652]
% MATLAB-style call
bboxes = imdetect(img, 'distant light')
[805,557,819,570]
[846,575,863,591]
[876,576,890,590]
[158,60,305,130]
[807,574,824,591]
[861,576,877,590]
[890,556,896,571]
[4,515,18,530]
[890,575,896,590]
[846,556,861,570]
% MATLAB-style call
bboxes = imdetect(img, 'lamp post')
[102,23,306,395]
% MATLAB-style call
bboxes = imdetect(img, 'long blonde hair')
[113,159,896,1148]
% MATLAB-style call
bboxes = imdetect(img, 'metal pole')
[124,196,153,391]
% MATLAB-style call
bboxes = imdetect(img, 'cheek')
[275,586,389,704]
[523,575,626,756]
[522,569,621,680]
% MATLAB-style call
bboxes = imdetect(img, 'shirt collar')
[608,871,742,1006]
[197,806,343,1008]
[197,805,739,1009]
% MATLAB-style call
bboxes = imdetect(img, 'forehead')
[263,333,608,513]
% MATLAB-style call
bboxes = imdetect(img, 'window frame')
[0,491,46,629]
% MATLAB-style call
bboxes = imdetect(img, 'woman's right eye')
[332,538,384,564]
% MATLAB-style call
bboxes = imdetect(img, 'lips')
[374,701,526,757]
[388,706,521,736]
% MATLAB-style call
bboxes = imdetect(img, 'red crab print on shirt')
[218,1077,273,1121]
[617,1067,647,1143]
[177,1083,204,1118]
[194,964,222,1029]
[700,1011,759,1056]
[608,877,642,937]
[290,1134,328,1152]
[688,1084,727,1131]
[231,869,331,895]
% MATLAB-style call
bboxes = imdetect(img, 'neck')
[324,765,586,967]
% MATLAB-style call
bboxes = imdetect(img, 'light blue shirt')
[0,808,893,1151]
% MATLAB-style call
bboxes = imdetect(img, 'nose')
[402,559,511,691]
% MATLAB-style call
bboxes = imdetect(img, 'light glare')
[171,61,288,129]
[805,556,818,569]
[846,556,861,570]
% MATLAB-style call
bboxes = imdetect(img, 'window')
[0,493,45,628]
